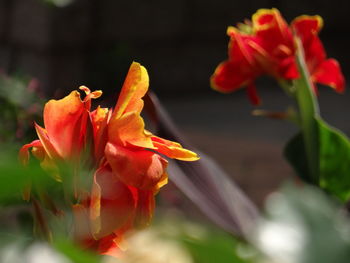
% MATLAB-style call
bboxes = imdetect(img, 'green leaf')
[254,184,350,263]
[182,234,250,263]
[284,132,310,183]
[285,118,350,201]
[317,119,350,201]
[53,239,100,263]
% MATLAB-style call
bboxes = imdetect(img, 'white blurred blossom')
[1,243,72,263]
[103,228,193,263]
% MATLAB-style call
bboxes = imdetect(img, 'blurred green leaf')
[181,230,253,263]
[0,73,44,142]
[284,132,310,182]
[285,118,350,201]
[54,239,100,263]
[253,184,350,263]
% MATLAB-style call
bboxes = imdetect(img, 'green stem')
[293,38,320,183]
[32,198,52,242]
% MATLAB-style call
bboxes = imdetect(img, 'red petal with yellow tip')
[291,15,323,41]
[151,136,199,161]
[113,62,149,119]
[252,9,296,79]
[253,9,293,50]
[105,143,168,190]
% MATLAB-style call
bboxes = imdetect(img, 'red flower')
[20,62,199,256]
[211,8,345,104]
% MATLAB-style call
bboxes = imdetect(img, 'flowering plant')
[211,8,344,104]
[0,6,349,263]
[212,8,350,202]
[19,62,198,256]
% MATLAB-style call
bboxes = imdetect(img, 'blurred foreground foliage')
[0,73,43,144]
[2,145,350,262]
[1,73,350,262]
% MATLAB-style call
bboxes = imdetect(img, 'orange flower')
[20,62,199,256]
[211,8,345,104]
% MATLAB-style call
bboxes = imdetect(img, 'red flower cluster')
[20,62,199,256]
[211,8,345,104]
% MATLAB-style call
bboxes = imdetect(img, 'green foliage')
[254,184,350,263]
[0,73,43,143]
[181,230,253,263]
[285,118,350,201]
[54,239,101,263]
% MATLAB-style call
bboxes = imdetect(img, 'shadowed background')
[1,0,349,206]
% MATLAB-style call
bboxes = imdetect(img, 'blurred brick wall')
[0,0,348,98]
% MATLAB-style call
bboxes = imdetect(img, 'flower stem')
[293,38,320,183]
[32,198,52,242]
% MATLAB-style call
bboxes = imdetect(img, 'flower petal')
[90,106,111,163]
[133,189,155,228]
[246,82,261,105]
[34,123,60,160]
[43,91,88,158]
[252,8,297,79]
[113,62,149,119]
[105,143,168,190]
[312,58,345,93]
[19,139,42,165]
[108,111,154,149]
[211,61,257,93]
[90,165,135,239]
[253,8,293,47]
[151,136,199,161]
[291,15,323,41]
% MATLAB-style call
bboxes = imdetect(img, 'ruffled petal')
[291,15,323,41]
[105,143,168,190]
[252,8,297,80]
[43,90,87,158]
[253,8,294,52]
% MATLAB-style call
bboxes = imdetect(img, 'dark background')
[1,0,349,205]
[0,0,349,97]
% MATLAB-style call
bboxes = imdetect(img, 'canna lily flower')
[211,8,345,104]
[20,62,199,256]
[291,15,345,92]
